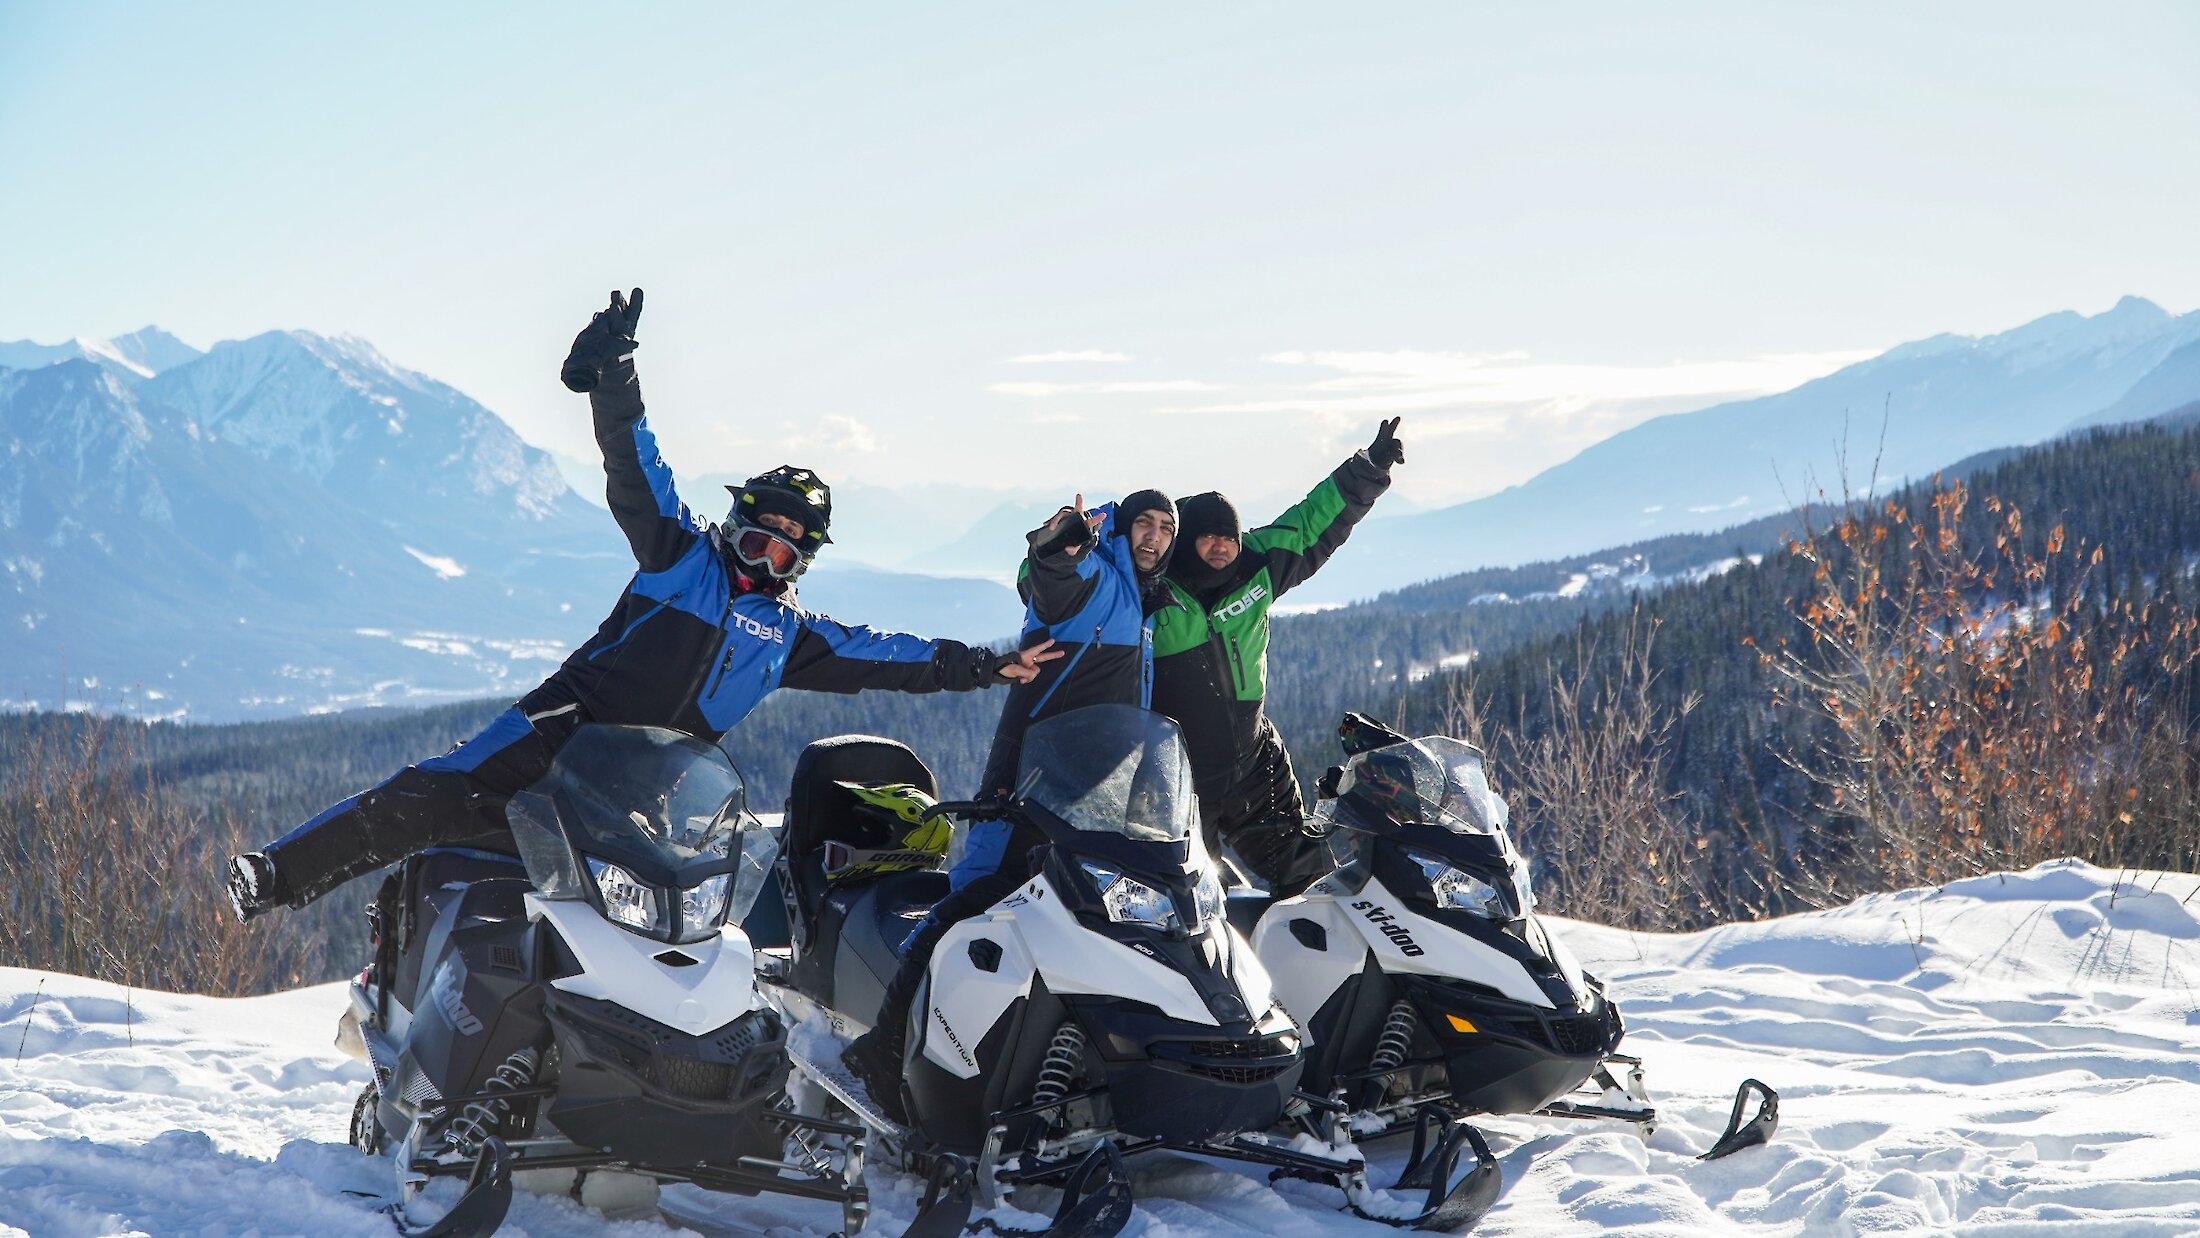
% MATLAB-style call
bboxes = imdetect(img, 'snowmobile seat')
[778,733,938,941]
[813,867,949,1031]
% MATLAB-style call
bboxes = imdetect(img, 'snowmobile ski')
[1697,1078,1779,1161]
[972,1140,1136,1238]
[1343,1107,1500,1232]
[903,1155,977,1238]
[386,1137,513,1238]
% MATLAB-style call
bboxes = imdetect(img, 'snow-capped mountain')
[0,332,1018,720]
[1292,297,2200,604]
[0,326,203,381]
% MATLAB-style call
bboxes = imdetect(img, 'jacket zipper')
[587,590,684,662]
[1140,617,1154,708]
[1228,633,1247,696]
[699,593,742,701]
[1028,624,1103,719]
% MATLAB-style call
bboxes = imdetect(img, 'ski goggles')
[732,525,805,578]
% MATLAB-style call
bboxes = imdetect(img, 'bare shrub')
[1451,609,1704,930]
[1762,480,2200,890]
[0,711,315,995]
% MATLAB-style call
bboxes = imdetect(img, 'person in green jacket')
[1149,418,1404,897]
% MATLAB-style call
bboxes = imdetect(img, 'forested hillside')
[1385,422,2200,928]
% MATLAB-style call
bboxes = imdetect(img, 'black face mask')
[1168,491,1243,600]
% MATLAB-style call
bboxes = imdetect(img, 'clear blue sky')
[4,2,2196,510]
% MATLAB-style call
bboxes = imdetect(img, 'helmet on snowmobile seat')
[779,735,940,931]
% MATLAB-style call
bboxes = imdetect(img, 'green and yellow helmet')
[821,779,951,883]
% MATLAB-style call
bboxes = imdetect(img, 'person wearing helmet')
[223,289,1058,921]
[1150,418,1403,899]
[844,487,1178,1118]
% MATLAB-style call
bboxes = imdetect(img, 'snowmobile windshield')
[1332,736,1509,837]
[506,725,778,933]
[1017,704,1197,844]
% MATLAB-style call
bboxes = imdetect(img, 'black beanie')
[1169,491,1250,599]
[1176,492,1240,547]
[1115,488,1177,580]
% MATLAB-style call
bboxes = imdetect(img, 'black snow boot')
[841,1029,909,1125]
[226,852,291,923]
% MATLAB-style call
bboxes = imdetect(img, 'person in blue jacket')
[845,489,1176,1115]
[226,288,1057,921]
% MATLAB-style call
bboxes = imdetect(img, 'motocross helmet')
[820,779,950,883]
[725,465,833,580]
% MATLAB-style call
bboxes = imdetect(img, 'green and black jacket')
[1150,450,1390,803]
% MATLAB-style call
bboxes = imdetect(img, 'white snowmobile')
[334,724,869,1238]
[1245,712,1778,1162]
[760,704,1501,1238]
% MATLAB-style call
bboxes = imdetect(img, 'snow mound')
[3,860,2197,1236]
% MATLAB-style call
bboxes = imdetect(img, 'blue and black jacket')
[957,502,1158,887]
[530,353,1003,738]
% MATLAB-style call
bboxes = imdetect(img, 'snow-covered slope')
[5,859,2195,1236]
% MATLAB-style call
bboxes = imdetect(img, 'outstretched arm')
[562,289,703,573]
[778,617,1061,694]
[1253,419,1401,597]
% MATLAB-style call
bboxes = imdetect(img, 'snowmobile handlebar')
[919,796,1010,824]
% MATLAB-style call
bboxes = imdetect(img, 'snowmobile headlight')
[1189,869,1224,931]
[1406,850,1507,919]
[587,857,661,934]
[1081,861,1183,932]
[674,873,732,943]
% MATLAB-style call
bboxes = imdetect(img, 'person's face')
[1195,534,1240,569]
[1129,509,1176,573]
[755,511,805,540]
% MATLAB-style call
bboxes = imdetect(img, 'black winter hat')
[1176,491,1240,547]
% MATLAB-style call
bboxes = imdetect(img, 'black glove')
[1028,505,1095,556]
[560,288,645,393]
[1367,416,1405,469]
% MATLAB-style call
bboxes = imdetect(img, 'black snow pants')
[1204,720,1334,901]
[262,691,585,907]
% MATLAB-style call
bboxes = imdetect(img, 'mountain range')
[0,332,1012,720]
[1286,296,2200,604]
[5,296,2195,718]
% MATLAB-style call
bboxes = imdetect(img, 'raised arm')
[1251,419,1401,597]
[561,288,703,573]
[1022,496,1110,626]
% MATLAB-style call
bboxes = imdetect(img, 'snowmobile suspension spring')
[444,1047,539,1156]
[1369,1000,1418,1075]
[1030,1022,1087,1109]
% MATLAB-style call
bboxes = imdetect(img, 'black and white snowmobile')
[1244,713,1778,1162]
[334,724,868,1238]
[761,704,1501,1237]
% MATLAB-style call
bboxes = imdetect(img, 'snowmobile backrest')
[779,734,937,943]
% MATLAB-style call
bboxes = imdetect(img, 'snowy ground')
[4,859,2198,1237]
